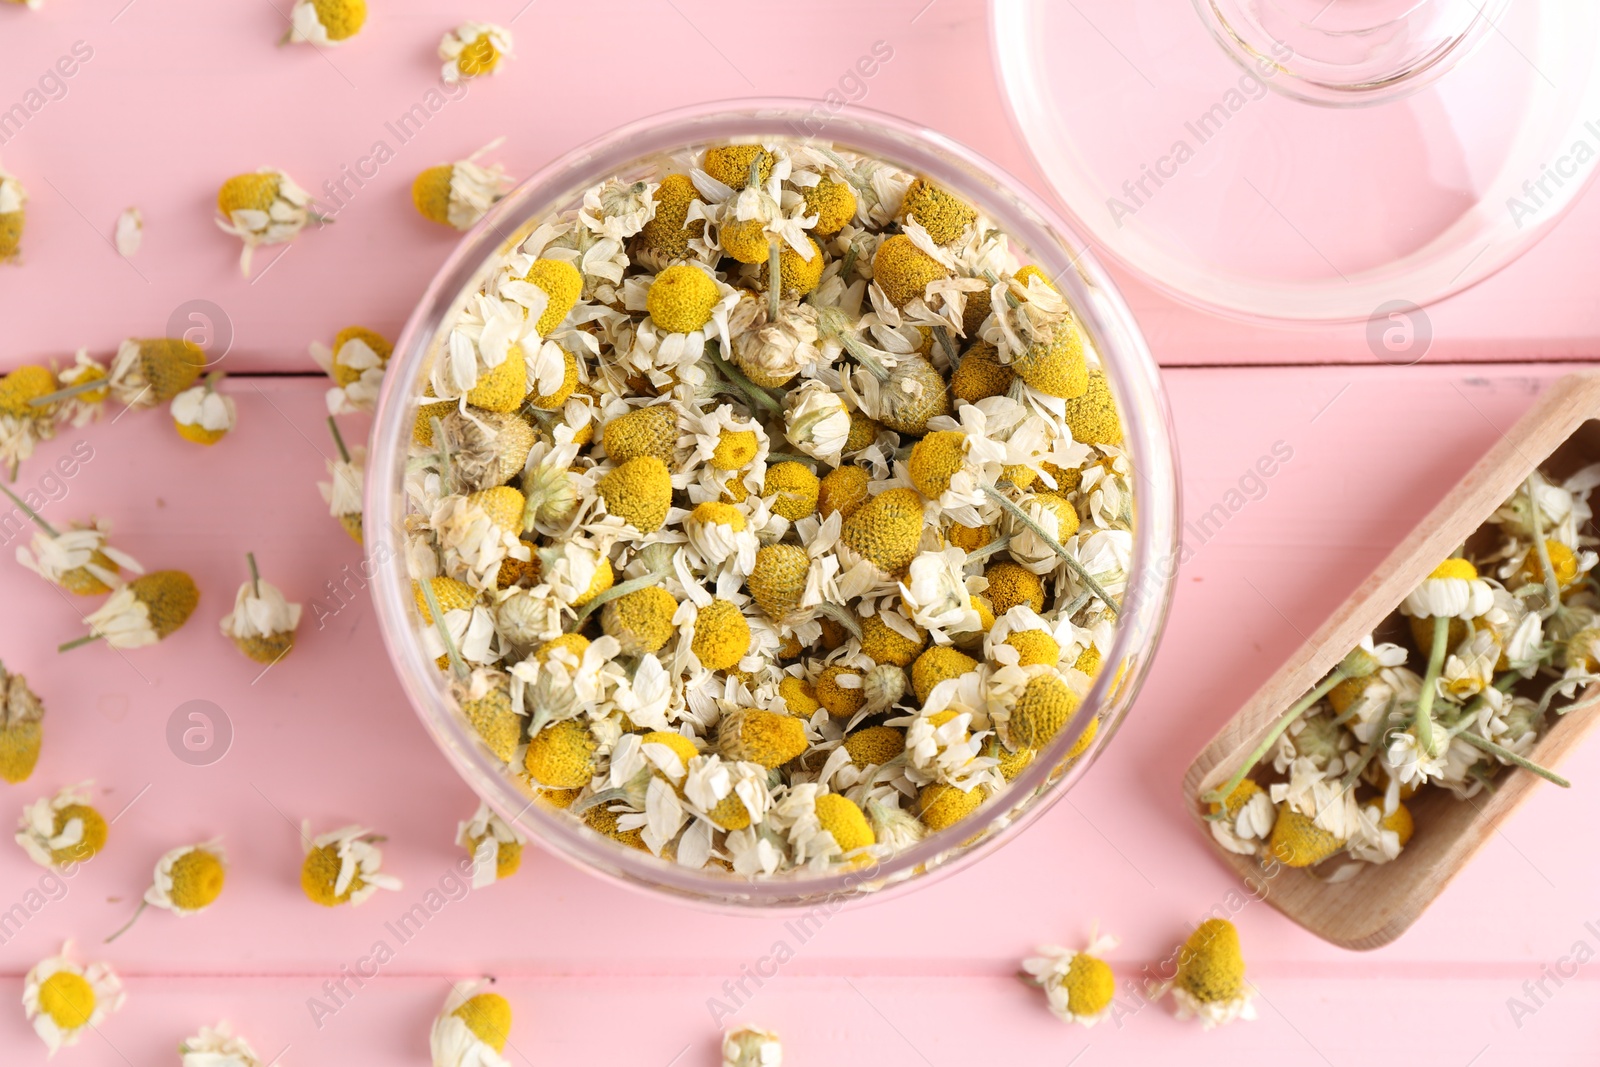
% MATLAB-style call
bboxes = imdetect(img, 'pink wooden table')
[3,2,1598,1064]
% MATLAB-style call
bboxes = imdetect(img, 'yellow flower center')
[1429,558,1478,582]
[301,845,362,906]
[412,165,455,225]
[1177,919,1246,1004]
[910,646,978,705]
[719,708,808,768]
[907,431,967,500]
[456,35,501,77]
[691,500,746,532]
[38,970,96,1030]
[523,719,598,789]
[872,234,950,307]
[711,428,760,471]
[814,793,875,853]
[691,599,752,671]
[454,991,512,1051]
[50,804,108,865]
[647,264,720,334]
[168,848,226,911]
[899,178,977,245]
[1064,953,1115,1017]
[763,461,820,520]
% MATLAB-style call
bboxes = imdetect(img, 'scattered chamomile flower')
[311,325,392,414]
[16,781,106,870]
[107,839,227,941]
[1163,918,1256,1029]
[320,417,365,543]
[180,1022,270,1067]
[722,1025,782,1067]
[220,552,302,664]
[458,799,525,886]
[171,373,237,445]
[0,660,45,783]
[431,980,512,1067]
[215,168,322,276]
[283,0,366,45]
[108,336,207,408]
[115,206,142,258]
[64,570,199,651]
[1022,925,1120,1026]
[413,140,513,231]
[5,487,143,595]
[440,22,514,84]
[0,159,25,263]
[23,942,125,1055]
[300,822,401,906]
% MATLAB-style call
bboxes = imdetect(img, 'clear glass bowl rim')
[365,97,1181,910]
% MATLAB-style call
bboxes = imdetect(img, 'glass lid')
[992,0,1600,323]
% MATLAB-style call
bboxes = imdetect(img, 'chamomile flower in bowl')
[367,103,1177,909]
[23,942,125,1055]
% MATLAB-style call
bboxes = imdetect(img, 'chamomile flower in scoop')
[16,781,106,869]
[106,839,227,941]
[6,489,143,596]
[319,417,365,543]
[311,325,392,414]
[0,160,25,262]
[108,336,207,408]
[0,661,44,783]
[283,0,366,44]
[722,1026,783,1067]
[1022,926,1120,1027]
[171,374,237,445]
[413,142,512,231]
[432,980,513,1067]
[215,168,320,276]
[440,23,514,84]
[458,800,525,886]
[23,942,125,1055]
[300,822,401,907]
[65,570,198,651]
[1161,919,1257,1028]
[180,1023,269,1067]
[220,553,302,664]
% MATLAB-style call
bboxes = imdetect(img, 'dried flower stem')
[247,552,261,598]
[1526,478,1564,618]
[0,481,59,537]
[1202,667,1351,805]
[104,900,148,943]
[28,378,104,408]
[419,574,470,682]
[327,416,353,464]
[980,486,1119,617]
[706,344,782,414]
[1413,614,1449,758]
[1455,729,1570,787]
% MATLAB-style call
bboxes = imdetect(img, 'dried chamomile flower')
[899,177,977,245]
[171,373,237,445]
[180,1022,269,1067]
[432,980,512,1067]
[0,159,25,263]
[1022,926,1119,1026]
[783,378,851,464]
[0,661,44,783]
[108,336,207,408]
[1206,778,1276,856]
[220,552,302,664]
[300,822,401,906]
[414,141,512,231]
[722,1025,782,1067]
[320,417,365,543]
[16,781,106,869]
[458,800,525,886]
[65,570,199,651]
[283,0,366,45]
[441,22,513,84]
[215,168,321,276]
[115,206,142,257]
[311,325,392,414]
[1163,918,1256,1028]
[6,489,143,595]
[108,839,227,941]
[23,942,125,1055]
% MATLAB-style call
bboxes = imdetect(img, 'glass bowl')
[366,100,1179,909]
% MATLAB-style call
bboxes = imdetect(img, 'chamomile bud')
[0,162,25,263]
[284,0,365,44]
[412,145,512,231]
[15,782,106,869]
[816,665,866,718]
[109,337,206,407]
[647,263,720,334]
[13,513,142,596]
[215,168,318,277]
[916,780,986,831]
[783,379,852,464]
[860,612,925,667]
[179,1023,268,1067]
[899,178,977,245]
[71,570,199,650]
[986,561,1045,614]
[1168,918,1256,1028]
[456,672,521,762]
[1009,671,1078,748]
[598,456,672,533]
[300,823,401,907]
[950,341,1014,403]
[0,662,44,783]
[861,663,908,713]
[518,257,584,337]
[853,352,951,435]
[907,430,967,500]
[433,981,513,1067]
[171,375,236,446]
[440,23,514,84]
[220,553,302,664]
[1267,807,1345,868]
[763,461,820,520]
[872,233,950,307]
[717,706,808,768]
